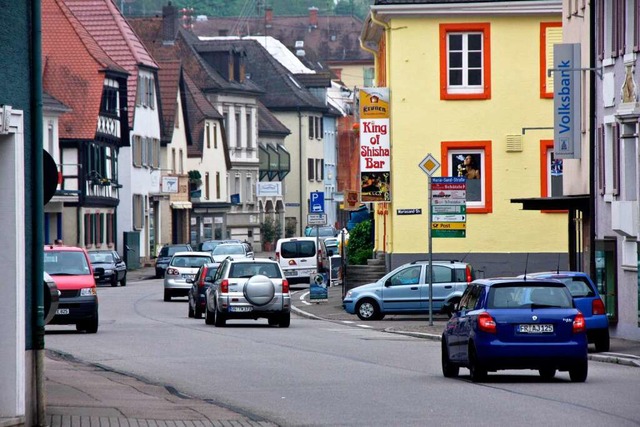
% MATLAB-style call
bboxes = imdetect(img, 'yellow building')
[361,0,568,277]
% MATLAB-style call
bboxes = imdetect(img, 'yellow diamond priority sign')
[419,153,440,177]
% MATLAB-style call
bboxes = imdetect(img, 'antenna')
[556,252,561,274]
[523,253,530,281]
[460,250,471,263]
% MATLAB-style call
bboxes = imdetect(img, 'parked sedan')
[187,263,218,319]
[163,251,213,301]
[88,250,127,287]
[522,271,610,352]
[441,278,588,382]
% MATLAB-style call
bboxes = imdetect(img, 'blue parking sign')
[310,191,325,213]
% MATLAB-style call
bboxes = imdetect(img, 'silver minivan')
[274,237,320,285]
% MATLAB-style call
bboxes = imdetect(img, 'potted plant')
[260,217,276,251]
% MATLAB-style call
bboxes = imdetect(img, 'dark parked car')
[523,271,610,352]
[155,244,192,278]
[441,277,588,382]
[187,263,218,319]
[88,249,127,287]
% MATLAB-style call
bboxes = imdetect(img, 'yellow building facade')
[361,1,568,277]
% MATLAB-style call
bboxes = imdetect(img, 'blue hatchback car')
[441,278,588,382]
[523,272,609,352]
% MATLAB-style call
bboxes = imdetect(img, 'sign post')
[419,154,440,326]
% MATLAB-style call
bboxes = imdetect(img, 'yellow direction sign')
[432,222,466,230]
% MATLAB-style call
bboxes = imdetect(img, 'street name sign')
[430,177,467,238]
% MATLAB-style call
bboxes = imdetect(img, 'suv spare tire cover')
[244,275,275,306]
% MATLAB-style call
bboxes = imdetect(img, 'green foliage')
[260,216,277,243]
[347,220,373,265]
[187,170,201,183]
[285,219,296,238]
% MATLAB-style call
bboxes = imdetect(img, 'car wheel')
[194,303,202,319]
[468,344,487,383]
[77,313,99,334]
[594,329,610,352]
[278,313,291,328]
[120,273,127,287]
[205,302,215,325]
[187,300,194,318]
[569,360,588,383]
[355,299,381,321]
[163,290,171,302]
[110,275,118,287]
[441,337,459,378]
[538,367,556,380]
[214,304,226,327]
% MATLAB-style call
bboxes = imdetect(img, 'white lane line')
[357,324,372,328]
[341,320,355,324]
[299,291,311,305]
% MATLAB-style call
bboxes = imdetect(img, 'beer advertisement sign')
[359,88,391,202]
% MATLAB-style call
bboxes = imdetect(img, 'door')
[381,265,422,312]
[422,264,454,312]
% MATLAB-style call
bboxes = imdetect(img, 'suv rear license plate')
[56,308,70,315]
[518,324,553,333]
[229,306,253,312]
[183,274,195,280]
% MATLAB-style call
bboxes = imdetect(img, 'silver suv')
[204,258,291,327]
[342,260,475,320]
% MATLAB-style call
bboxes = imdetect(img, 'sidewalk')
[45,265,640,427]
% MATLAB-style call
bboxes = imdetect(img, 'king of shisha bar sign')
[359,88,391,202]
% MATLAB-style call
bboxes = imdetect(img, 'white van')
[275,237,322,284]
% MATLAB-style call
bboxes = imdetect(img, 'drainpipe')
[31,0,47,425]
[588,1,596,280]
[299,108,303,235]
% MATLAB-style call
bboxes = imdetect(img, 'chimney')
[309,7,318,28]
[265,7,273,27]
[162,2,177,45]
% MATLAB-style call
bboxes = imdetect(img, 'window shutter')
[545,25,563,94]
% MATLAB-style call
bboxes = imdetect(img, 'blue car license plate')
[229,306,252,313]
[518,324,553,333]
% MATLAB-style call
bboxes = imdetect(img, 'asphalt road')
[45,277,640,427]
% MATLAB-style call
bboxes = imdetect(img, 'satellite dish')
[43,149,59,205]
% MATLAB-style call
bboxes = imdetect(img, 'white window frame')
[446,32,484,94]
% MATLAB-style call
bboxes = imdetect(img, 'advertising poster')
[329,255,342,285]
[359,88,391,202]
[310,272,328,302]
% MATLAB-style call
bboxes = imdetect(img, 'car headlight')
[345,290,353,299]
[104,269,114,274]
[80,288,97,296]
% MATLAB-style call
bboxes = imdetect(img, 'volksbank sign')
[553,43,581,159]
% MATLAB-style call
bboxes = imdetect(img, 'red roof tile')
[64,0,158,128]
[42,0,127,140]
[156,60,181,144]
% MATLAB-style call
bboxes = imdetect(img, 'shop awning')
[510,195,590,211]
[170,201,192,209]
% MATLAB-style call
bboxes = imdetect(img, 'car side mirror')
[384,278,392,287]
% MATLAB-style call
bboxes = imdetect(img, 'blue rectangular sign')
[310,191,325,213]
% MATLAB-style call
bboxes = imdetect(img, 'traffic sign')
[431,229,466,238]
[431,214,466,222]
[419,153,440,176]
[310,191,325,213]
[432,222,466,230]
[307,213,328,225]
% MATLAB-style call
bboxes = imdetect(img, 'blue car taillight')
[478,312,496,334]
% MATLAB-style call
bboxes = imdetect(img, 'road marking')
[299,291,311,305]
[357,324,372,329]
[341,320,355,324]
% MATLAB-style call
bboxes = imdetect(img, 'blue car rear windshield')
[549,277,596,298]
[488,285,573,309]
